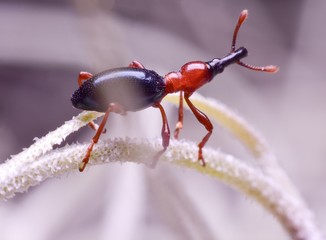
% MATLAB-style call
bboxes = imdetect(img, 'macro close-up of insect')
[71,9,278,172]
[1,1,325,239]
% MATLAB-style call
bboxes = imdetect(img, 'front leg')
[184,92,213,166]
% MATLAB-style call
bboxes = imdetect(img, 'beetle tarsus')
[174,91,184,139]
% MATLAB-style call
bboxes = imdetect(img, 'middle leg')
[152,102,171,166]
[174,91,184,139]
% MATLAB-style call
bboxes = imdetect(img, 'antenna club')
[239,9,249,24]
[263,65,280,73]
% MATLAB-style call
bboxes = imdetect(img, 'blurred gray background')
[0,0,325,239]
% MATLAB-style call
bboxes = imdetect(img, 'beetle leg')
[87,121,106,133]
[79,108,110,172]
[184,92,213,167]
[79,103,126,172]
[78,71,93,86]
[77,71,107,133]
[174,91,184,139]
[108,102,127,116]
[152,103,170,166]
[128,60,145,69]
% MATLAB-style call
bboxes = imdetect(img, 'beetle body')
[72,47,249,115]
[72,68,166,113]
[72,10,278,172]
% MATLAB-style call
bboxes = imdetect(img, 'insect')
[71,9,278,172]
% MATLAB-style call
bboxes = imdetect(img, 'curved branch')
[0,138,322,240]
[0,96,323,240]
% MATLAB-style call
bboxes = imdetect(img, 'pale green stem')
[0,139,323,240]
[164,93,302,199]
[0,94,323,240]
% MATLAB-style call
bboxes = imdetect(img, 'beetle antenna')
[231,9,279,73]
[231,9,248,52]
[237,61,279,73]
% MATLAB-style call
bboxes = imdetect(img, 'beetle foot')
[174,122,183,139]
[198,150,206,167]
